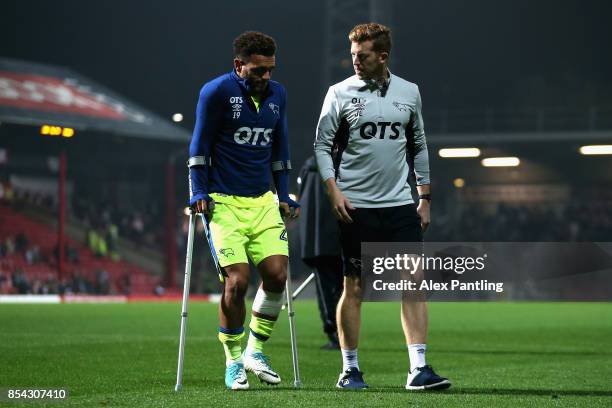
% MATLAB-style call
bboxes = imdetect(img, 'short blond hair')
[348,23,392,53]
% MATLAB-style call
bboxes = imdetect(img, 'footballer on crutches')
[187,31,300,390]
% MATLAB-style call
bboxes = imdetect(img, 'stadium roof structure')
[0,58,190,142]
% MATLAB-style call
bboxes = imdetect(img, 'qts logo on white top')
[234,127,274,146]
[359,121,402,139]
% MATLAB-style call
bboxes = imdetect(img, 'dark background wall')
[3,0,611,136]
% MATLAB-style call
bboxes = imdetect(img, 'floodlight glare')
[481,157,520,167]
[439,148,481,158]
[579,145,612,155]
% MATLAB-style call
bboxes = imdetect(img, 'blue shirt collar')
[230,69,273,97]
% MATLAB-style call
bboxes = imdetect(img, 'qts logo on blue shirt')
[233,127,274,146]
[230,96,243,119]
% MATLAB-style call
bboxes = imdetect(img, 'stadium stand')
[428,190,612,242]
[0,203,159,295]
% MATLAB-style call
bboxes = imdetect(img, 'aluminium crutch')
[281,272,316,310]
[175,210,196,392]
[175,208,223,392]
[280,208,301,387]
[285,261,302,388]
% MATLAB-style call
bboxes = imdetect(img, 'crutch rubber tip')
[174,384,182,392]
[294,381,302,388]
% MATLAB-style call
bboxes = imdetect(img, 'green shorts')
[208,191,288,271]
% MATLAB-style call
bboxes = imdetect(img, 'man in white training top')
[314,22,451,391]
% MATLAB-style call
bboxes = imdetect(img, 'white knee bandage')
[252,288,283,317]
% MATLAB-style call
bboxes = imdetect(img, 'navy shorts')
[338,204,423,277]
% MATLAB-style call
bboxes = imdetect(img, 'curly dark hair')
[233,31,277,60]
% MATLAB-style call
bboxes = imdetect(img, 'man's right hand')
[194,199,214,216]
[325,179,354,223]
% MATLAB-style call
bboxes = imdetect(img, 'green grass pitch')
[1,302,611,407]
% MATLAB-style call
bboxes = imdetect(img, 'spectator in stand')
[44,274,59,294]
[119,272,131,296]
[59,277,72,295]
[66,245,80,263]
[87,228,99,254]
[25,248,34,265]
[15,233,28,253]
[11,269,30,294]
[95,269,111,295]
[106,222,120,261]
[31,279,42,294]
[71,271,89,294]
[0,270,13,294]
[87,228,108,258]
[154,283,165,296]
[4,184,14,203]
[96,228,108,258]
[4,236,15,255]
[55,243,79,264]
[25,245,41,265]
[131,213,144,239]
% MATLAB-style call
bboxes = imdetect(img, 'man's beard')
[250,79,268,94]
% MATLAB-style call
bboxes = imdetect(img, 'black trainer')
[336,367,369,389]
[405,365,451,390]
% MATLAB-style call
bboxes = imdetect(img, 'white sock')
[408,343,427,371]
[341,348,359,371]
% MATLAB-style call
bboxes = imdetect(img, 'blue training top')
[188,70,292,206]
